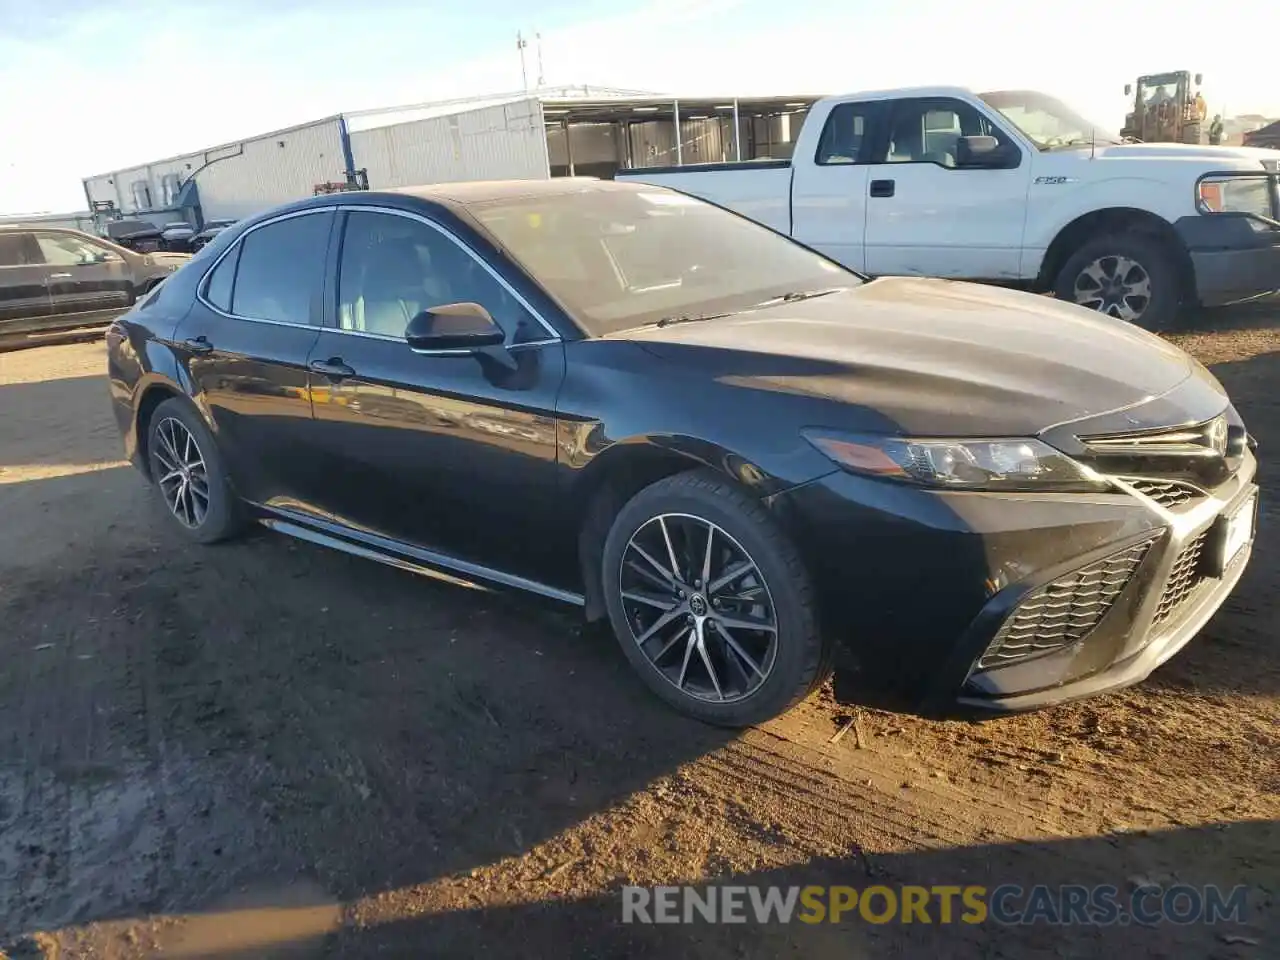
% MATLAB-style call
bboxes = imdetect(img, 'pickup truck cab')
[617,87,1280,329]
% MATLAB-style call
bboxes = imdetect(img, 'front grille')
[1152,531,1210,627]
[979,538,1155,669]
[1120,477,1205,509]
[1081,416,1228,458]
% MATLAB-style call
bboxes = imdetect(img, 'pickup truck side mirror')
[405,302,506,352]
[956,135,1016,169]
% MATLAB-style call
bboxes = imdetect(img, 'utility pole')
[535,32,546,89]
[516,32,528,92]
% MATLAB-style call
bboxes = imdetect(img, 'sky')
[1,0,1277,214]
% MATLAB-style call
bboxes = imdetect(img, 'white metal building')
[80,86,818,232]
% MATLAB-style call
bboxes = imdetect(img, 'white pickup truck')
[616,87,1280,329]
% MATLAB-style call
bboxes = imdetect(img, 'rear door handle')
[869,179,895,198]
[46,273,73,280]
[184,336,214,355]
[309,358,356,380]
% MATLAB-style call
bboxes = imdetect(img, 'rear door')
[861,97,1031,279]
[0,232,51,327]
[174,209,334,511]
[789,99,884,272]
[31,231,132,318]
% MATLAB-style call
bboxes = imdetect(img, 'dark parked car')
[1,226,189,337]
[105,180,1258,726]
[190,219,237,252]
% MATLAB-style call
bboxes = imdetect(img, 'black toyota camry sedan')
[106,178,1258,726]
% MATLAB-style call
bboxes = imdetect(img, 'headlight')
[1197,176,1273,217]
[803,432,1108,492]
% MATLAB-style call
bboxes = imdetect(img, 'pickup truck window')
[979,91,1120,149]
[881,98,1011,168]
[815,103,880,166]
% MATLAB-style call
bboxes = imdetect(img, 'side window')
[815,103,876,165]
[883,98,1011,167]
[230,212,331,324]
[203,243,241,312]
[337,211,543,344]
[0,233,41,266]
[34,233,119,266]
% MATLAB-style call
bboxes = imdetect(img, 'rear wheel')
[1053,233,1180,331]
[146,398,245,543]
[600,471,831,726]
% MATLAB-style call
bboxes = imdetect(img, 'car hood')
[617,277,1205,436]
[1086,142,1278,164]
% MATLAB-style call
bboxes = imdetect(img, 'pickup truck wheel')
[600,471,831,727]
[1053,234,1179,331]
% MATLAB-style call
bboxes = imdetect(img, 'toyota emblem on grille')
[1207,416,1229,457]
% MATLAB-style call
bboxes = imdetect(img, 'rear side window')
[0,233,42,266]
[228,211,331,324]
[204,243,241,312]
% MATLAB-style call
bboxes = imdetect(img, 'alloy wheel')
[619,513,778,704]
[153,417,210,529]
[1072,255,1152,323]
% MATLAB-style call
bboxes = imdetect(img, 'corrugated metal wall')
[196,120,346,220]
[351,98,549,189]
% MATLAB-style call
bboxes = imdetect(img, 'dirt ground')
[0,305,1276,959]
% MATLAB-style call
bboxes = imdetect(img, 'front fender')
[1022,177,1193,276]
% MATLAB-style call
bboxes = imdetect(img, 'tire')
[600,470,831,727]
[145,397,245,544]
[1053,233,1180,331]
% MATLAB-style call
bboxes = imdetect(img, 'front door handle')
[309,358,356,380]
[869,179,895,198]
[184,336,214,355]
[46,273,73,281]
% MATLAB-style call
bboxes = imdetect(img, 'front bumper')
[1175,211,1280,307]
[770,449,1258,712]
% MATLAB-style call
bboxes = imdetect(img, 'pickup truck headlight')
[1197,177,1273,218]
[803,432,1109,492]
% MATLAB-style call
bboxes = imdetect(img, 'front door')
[862,97,1031,280]
[304,208,569,586]
[32,231,132,318]
[0,232,51,328]
[173,210,334,510]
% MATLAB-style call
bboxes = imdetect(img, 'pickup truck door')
[862,97,1031,280]
[789,100,885,272]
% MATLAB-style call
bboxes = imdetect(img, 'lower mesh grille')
[1121,477,1205,509]
[1152,531,1210,627]
[980,538,1155,669]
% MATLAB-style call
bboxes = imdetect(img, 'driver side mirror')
[1124,83,1132,96]
[956,135,1014,168]
[405,302,505,352]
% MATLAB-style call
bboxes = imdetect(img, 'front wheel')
[1053,233,1180,331]
[600,471,831,727]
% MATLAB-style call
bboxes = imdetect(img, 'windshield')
[468,187,857,336]
[980,90,1122,148]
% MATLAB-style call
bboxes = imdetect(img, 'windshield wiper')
[754,288,843,307]
[654,312,733,328]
